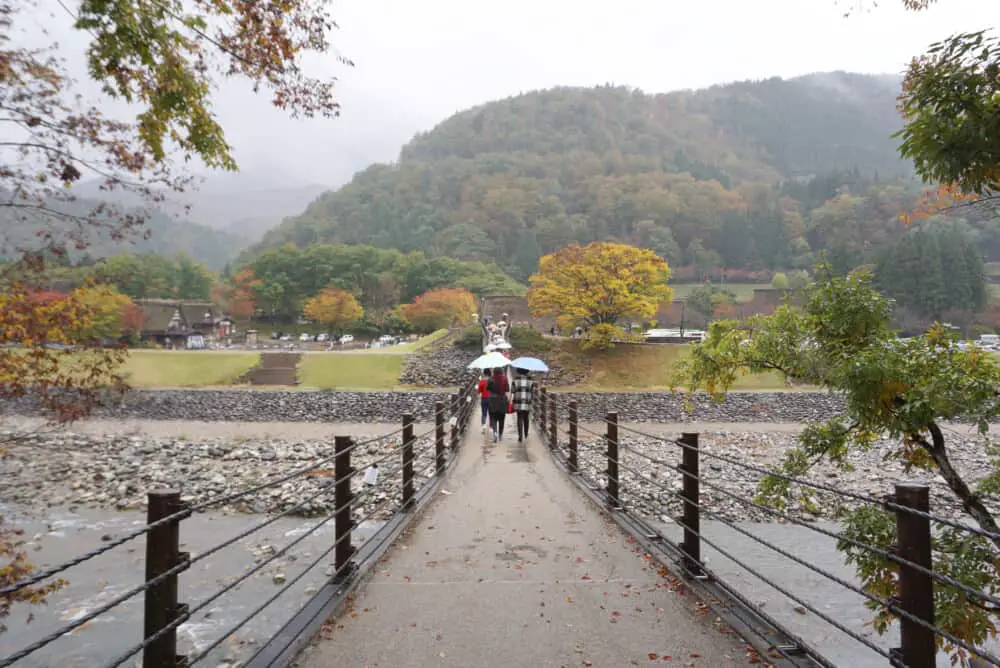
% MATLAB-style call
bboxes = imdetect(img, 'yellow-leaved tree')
[527,242,672,349]
[303,287,363,334]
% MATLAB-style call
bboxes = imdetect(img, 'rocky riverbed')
[571,428,998,526]
[0,424,444,523]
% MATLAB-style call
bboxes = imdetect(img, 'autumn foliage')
[214,269,260,319]
[401,288,477,333]
[303,286,363,332]
[528,242,672,348]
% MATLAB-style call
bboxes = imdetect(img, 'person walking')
[511,368,534,442]
[486,367,509,442]
[477,369,492,433]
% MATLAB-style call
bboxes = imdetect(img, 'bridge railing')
[535,389,1000,668]
[1,380,478,668]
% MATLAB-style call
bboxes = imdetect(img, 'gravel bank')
[0,424,447,522]
[567,427,998,525]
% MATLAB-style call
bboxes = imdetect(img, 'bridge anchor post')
[401,414,415,509]
[435,401,446,475]
[606,412,620,508]
[679,433,704,576]
[568,401,578,473]
[333,435,356,583]
[143,489,189,668]
[892,483,936,668]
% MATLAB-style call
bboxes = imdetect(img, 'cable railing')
[534,388,1000,668]
[1,381,478,668]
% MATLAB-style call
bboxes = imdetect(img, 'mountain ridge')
[246,71,920,280]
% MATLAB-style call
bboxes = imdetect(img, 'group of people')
[476,366,534,443]
[484,312,510,348]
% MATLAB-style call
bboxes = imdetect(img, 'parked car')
[339,334,354,344]
[299,332,312,342]
[316,333,329,342]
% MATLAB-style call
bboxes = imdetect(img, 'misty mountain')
[1,193,249,269]
[247,72,920,279]
[73,171,329,241]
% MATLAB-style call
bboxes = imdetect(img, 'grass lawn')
[297,354,403,390]
[669,283,771,302]
[121,350,260,387]
[549,342,792,391]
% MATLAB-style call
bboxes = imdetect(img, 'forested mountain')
[1,194,248,269]
[246,71,970,281]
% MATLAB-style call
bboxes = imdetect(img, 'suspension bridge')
[1,336,998,667]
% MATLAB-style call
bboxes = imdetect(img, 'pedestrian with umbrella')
[486,367,510,442]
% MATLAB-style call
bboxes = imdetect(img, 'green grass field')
[669,283,771,302]
[297,354,404,389]
[548,342,792,391]
[121,351,260,387]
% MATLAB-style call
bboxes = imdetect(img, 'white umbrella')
[485,342,512,352]
[467,352,511,370]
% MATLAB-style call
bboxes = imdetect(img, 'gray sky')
[21,0,1000,189]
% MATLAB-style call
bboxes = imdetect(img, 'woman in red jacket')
[477,370,492,433]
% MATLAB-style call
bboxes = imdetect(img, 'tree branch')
[914,421,1000,552]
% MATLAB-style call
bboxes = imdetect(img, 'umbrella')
[467,352,511,370]
[510,356,549,373]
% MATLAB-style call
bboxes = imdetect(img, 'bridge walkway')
[295,427,750,667]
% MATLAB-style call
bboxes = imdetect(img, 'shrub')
[454,325,483,349]
[509,326,552,351]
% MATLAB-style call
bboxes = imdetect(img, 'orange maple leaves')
[401,288,477,333]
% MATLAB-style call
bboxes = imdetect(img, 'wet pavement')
[0,504,383,668]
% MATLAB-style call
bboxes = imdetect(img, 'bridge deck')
[295,429,749,667]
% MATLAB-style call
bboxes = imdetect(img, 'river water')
[0,504,383,668]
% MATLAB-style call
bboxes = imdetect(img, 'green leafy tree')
[897,27,1000,195]
[675,264,1000,662]
[771,272,789,289]
[687,284,736,322]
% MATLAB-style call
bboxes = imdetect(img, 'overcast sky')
[24,0,1000,190]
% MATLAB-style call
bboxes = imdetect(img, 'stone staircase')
[245,352,302,386]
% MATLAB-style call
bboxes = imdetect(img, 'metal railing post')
[893,483,936,668]
[450,392,459,451]
[679,432,703,575]
[401,414,415,509]
[568,400,578,473]
[333,435,356,581]
[548,394,557,449]
[143,490,189,668]
[606,411,620,508]
[435,401,446,475]
[540,388,548,435]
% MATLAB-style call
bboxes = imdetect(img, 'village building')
[136,299,231,349]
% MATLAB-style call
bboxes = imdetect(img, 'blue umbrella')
[510,357,549,373]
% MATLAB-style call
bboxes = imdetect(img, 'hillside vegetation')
[252,72,952,283]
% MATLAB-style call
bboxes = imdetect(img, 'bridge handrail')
[1,381,479,668]
[534,389,1000,668]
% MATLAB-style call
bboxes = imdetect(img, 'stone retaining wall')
[547,391,846,423]
[1,387,853,424]
[0,389,462,423]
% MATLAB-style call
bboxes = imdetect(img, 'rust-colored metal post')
[679,432,702,574]
[435,401,446,475]
[540,388,548,435]
[606,411,620,507]
[333,435,355,581]
[568,400,579,473]
[143,490,189,668]
[548,394,557,449]
[893,483,936,668]
[401,414,415,509]
[450,392,459,451]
